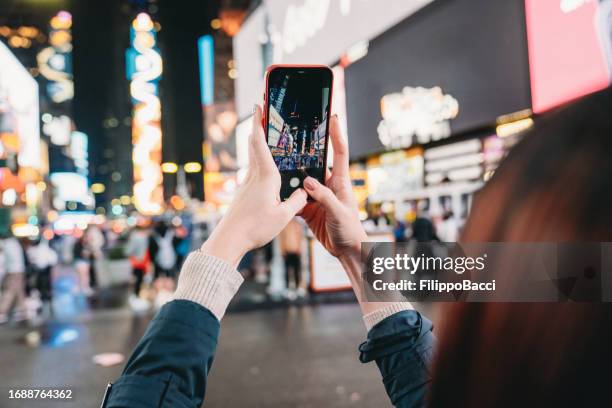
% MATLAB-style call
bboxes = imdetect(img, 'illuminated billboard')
[37,10,74,105]
[233,0,433,120]
[0,41,41,169]
[525,0,610,113]
[203,171,237,206]
[70,131,89,176]
[50,172,93,207]
[198,35,214,106]
[127,13,164,215]
[203,102,239,173]
[345,0,531,159]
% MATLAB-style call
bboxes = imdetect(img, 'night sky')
[270,72,329,132]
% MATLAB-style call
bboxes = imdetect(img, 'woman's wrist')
[338,245,365,294]
[338,244,362,271]
[337,229,368,267]
[174,251,244,321]
[200,225,248,268]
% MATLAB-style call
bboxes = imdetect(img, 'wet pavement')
[0,303,392,408]
[0,261,441,407]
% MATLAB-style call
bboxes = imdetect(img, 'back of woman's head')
[463,87,612,242]
[429,87,612,407]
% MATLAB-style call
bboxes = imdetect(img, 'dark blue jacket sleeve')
[104,300,220,408]
[359,310,436,408]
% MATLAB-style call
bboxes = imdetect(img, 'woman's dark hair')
[429,87,612,407]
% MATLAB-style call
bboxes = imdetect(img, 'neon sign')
[525,0,610,113]
[377,86,459,150]
[127,12,164,215]
[198,35,214,106]
[37,10,73,104]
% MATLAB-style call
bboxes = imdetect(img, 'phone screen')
[266,66,333,200]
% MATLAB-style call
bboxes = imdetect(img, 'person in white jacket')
[27,235,59,315]
[0,233,27,324]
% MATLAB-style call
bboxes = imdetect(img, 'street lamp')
[161,162,179,173]
[91,183,105,194]
[183,162,202,173]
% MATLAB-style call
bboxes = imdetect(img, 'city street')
[1,0,609,405]
[0,256,440,408]
[0,297,391,408]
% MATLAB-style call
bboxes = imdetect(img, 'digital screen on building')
[525,0,610,113]
[127,13,164,215]
[345,0,531,159]
[0,41,41,168]
[50,172,91,204]
[233,0,433,120]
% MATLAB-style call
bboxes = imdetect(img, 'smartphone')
[264,65,333,201]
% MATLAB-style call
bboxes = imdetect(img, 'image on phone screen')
[266,67,333,200]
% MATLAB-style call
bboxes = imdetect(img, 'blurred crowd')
[365,207,460,244]
[0,218,194,324]
[0,203,460,325]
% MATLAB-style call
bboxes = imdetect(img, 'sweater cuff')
[363,303,415,331]
[173,251,244,321]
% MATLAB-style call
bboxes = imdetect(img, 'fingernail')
[304,177,316,190]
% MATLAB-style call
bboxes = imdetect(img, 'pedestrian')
[258,239,274,283]
[405,213,447,301]
[173,224,191,271]
[148,221,178,307]
[73,232,93,296]
[125,224,150,297]
[58,233,76,265]
[149,221,177,280]
[436,210,459,242]
[411,213,439,242]
[26,232,58,318]
[278,217,306,299]
[393,219,408,242]
[0,231,27,324]
[125,222,151,312]
[84,225,105,289]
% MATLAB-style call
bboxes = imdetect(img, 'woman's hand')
[300,115,368,261]
[302,116,408,316]
[201,105,307,266]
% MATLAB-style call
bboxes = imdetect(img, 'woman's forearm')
[105,251,243,407]
[173,250,244,318]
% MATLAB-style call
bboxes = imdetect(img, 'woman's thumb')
[280,188,308,218]
[303,177,342,214]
